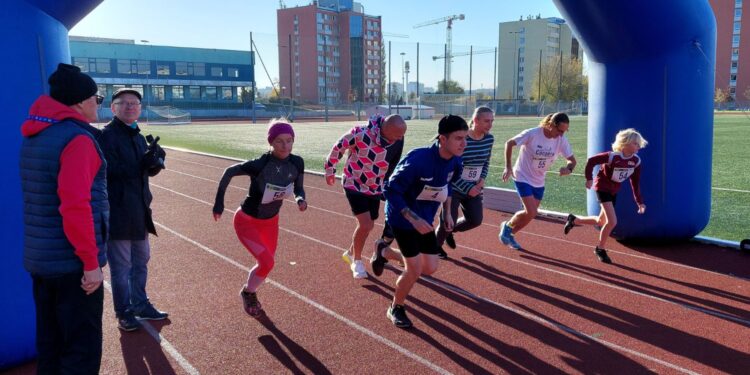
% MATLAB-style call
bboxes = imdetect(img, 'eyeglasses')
[113,101,142,108]
[95,95,104,105]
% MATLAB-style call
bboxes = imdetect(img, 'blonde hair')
[612,128,648,152]
[470,106,494,128]
[539,112,569,131]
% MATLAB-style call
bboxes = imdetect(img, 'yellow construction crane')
[414,14,465,81]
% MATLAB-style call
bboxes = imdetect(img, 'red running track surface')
[7,149,750,375]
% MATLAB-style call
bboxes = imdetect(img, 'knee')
[358,219,375,233]
[606,217,617,228]
[465,213,483,230]
[525,207,538,217]
[421,263,438,276]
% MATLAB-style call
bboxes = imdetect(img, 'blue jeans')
[107,238,151,316]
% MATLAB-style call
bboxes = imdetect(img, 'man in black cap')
[98,88,168,332]
[19,62,108,373]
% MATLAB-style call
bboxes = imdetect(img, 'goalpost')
[146,105,192,125]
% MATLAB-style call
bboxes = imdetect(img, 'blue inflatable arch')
[0,0,715,368]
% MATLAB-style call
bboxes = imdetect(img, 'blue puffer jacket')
[20,98,108,277]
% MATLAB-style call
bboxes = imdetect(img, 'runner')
[212,119,307,317]
[499,112,577,250]
[435,106,495,258]
[324,115,406,278]
[371,114,467,328]
[564,128,648,263]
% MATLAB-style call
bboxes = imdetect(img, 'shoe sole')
[118,324,139,332]
[353,273,368,279]
[137,315,168,321]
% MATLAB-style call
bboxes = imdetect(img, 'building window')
[211,67,223,77]
[172,85,184,99]
[228,67,239,78]
[189,86,200,99]
[117,59,131,74]
[95,58,111,73]
[735,21,742,33]
[96,84,107,97]
[193,63,205,76]
[176,62,189,76]
[157,64,170,75]
[137,60,150,75]
[221,87,233,100]
[151,85,165,101]
[73,57,88,72]
[131,85,144,96]
[202,86,217,100]
[736,8,743,19]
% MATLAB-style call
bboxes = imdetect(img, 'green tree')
[530,56,587,102]
[435,80,465,94]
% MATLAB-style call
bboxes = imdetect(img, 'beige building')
[497,17,580,100]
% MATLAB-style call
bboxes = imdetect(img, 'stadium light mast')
[414,14,465,82]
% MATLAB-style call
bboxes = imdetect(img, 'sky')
[71,0,563,90]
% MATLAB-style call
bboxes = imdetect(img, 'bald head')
[381,114,407,144]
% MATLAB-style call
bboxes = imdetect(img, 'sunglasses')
[95,95,104,105]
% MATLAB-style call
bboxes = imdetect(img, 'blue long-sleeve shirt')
[384,144,463,230]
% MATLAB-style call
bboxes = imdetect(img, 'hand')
[443,214,454,232]
[467,185,481,197]
[637,204,646,214]
[81,268,103,295]
[475,179,485,189]
[325,175,335,186]
[298,200,308,211]
[502,168,514,183]
[213,212,222,221]
[559,166,572,176]
[585,180,593,189]
[411,217,433,235]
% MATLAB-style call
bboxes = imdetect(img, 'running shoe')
[563,213,577,235]
[387,304,413,329]
[499,221,521,249]
[351,260,368,279]
[594,247,612,264]
[135,303,169,321]
[371,239,389,276]
[437,247,449,260]
[117,311,140,332]
[445,233,456,249]
[506,233,523,250]
[240,288,263,317]
[341,250,353,265]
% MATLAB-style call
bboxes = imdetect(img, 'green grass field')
[146,115,749,242]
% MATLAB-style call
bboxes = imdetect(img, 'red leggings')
[233,210,279,278]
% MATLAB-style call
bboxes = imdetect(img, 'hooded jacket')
[20,95,109,276]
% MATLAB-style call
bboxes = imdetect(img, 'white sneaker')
[342,250,353,265]
[351,260,368,279]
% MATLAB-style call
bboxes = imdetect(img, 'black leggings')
[437,192,484,246]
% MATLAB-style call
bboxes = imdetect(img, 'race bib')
[461,166,482,182]
[611,167,634,183]
[416,184,448,203]
[532,156,551,170]
[261,183,294,204]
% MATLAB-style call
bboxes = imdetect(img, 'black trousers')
[437,192,484,246]
[32,272,103,375]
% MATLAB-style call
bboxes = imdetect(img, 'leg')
[350,212,375,260]
[33,275,63,373]
[129,237,151,312]
[436,195,461,246]
[508,195,541,233]
[393,255,423,306]
[597,202,617,249]
[57,273,104,374]
[453,194,484,233]
[106,240,133,317]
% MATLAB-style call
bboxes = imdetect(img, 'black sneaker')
[595,247,612,264]
[437,247,449,260]
[445,233,456,249]
[135,303,169,321]
[117,311,140,332]
[387,304,413,329]
[240,288,263,317]
[564,214,577,235]
[370,239,389,277]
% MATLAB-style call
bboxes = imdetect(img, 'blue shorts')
[514,180,545,200]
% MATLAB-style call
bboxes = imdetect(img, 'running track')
[7,149,750,375]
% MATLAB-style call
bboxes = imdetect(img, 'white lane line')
[153,221,452,375]
[157,163,746,282]
[103,282,200,375]
[153,184,703,374]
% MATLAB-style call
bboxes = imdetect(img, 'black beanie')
[48,63,98,106]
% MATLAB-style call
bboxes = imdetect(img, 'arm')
[58,135,104,294]
[502,139,517,182]
[292,156,307,211]
[584,152,610,189]
[324,130,356,184]
[559,155,577,176]
[630,164,645,211]
[212,164,249,219]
